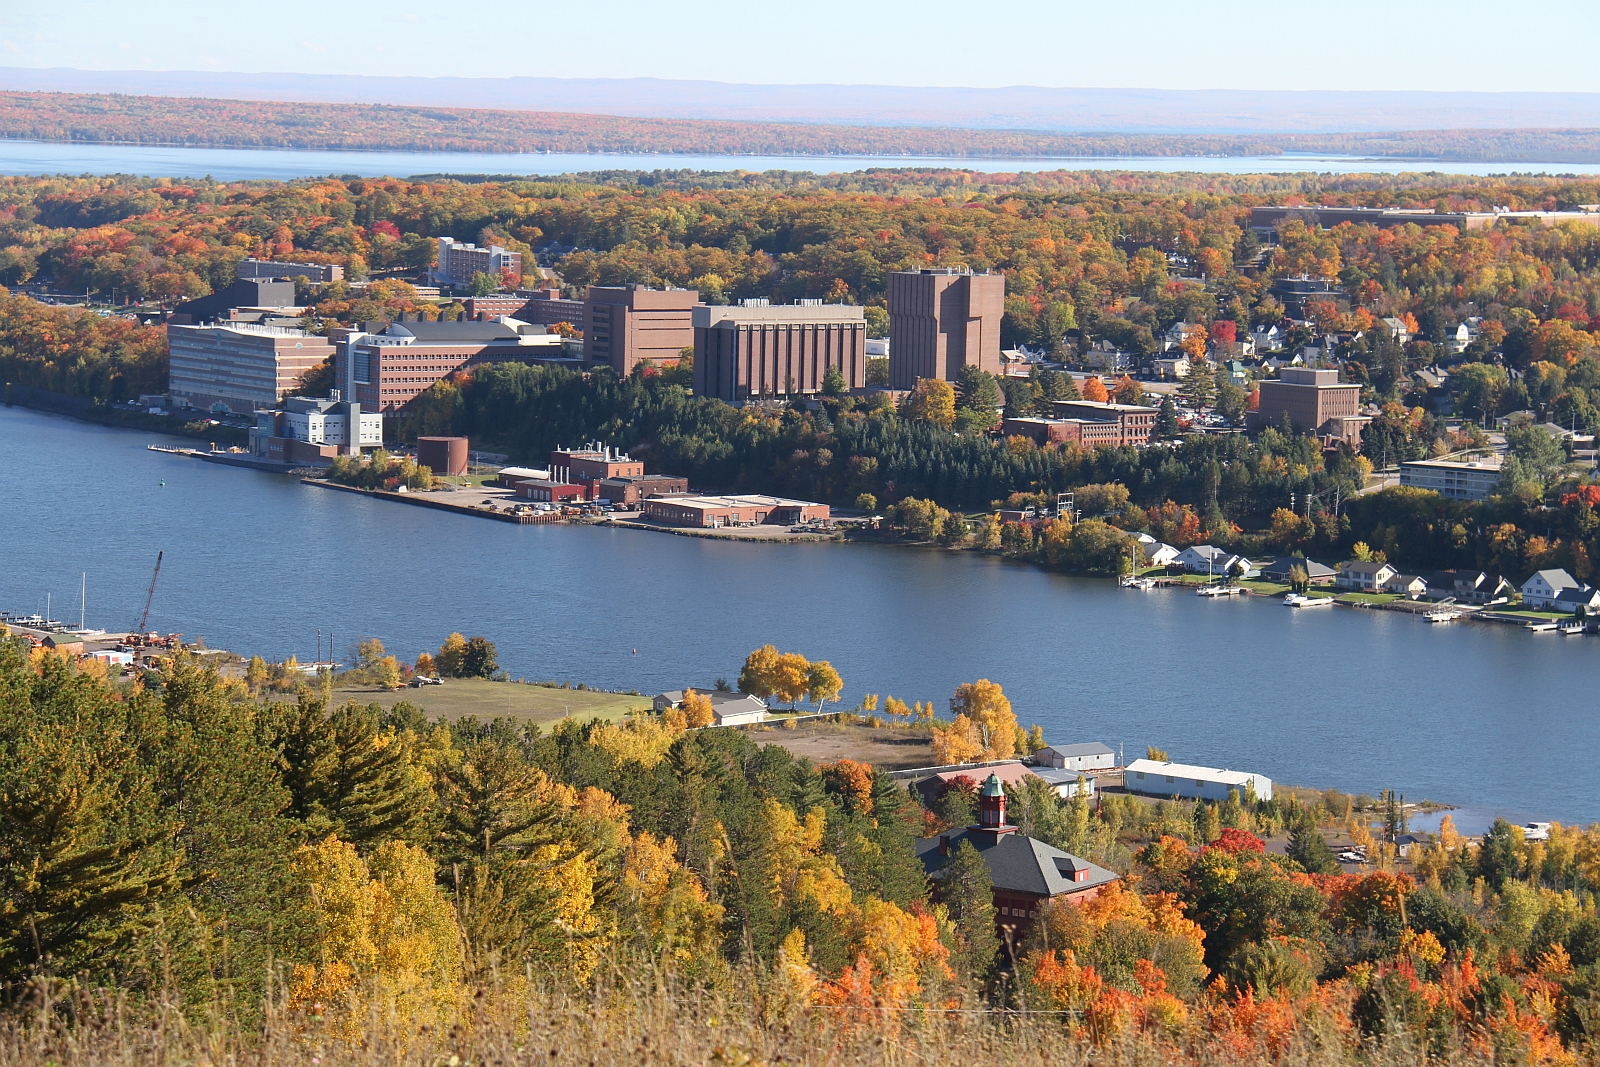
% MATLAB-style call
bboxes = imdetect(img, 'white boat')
[1284,593,1334,607]
[1426,610,1462,623]
[1122,576,1156,590]
[1197,584,1244,597]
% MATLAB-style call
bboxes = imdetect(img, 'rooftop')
[916,830,1118,897]
[1124,758,1269,787]
[1037,742,1114,759]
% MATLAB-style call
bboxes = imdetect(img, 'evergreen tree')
[1157,396,1182,437]
[942,840,998,984]
[1286,812,1339,874]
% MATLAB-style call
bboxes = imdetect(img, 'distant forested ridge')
[7,91,1600,162]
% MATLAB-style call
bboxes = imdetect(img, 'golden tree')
[681,688,715,728]
[949,679,1018,761]
[931,715,984,765]
[805,660,843,711]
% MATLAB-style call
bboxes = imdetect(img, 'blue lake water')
[1,138,1596,181]
[1,404,1596,824]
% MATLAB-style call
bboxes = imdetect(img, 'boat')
[1121,576,1156,590]
[1426,610,1462,624]
[1284,593,1334,607]
[1197,584,1244,597]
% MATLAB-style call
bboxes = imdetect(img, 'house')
[1262,353,1304,371]
[1337,560,1397,592]
[1248,325,1282,354]
[1124,758,1273,801]
[1382,317,1412,345]
[653,688,770,726]
[1521,569,1581,610]
[913,762,1037,809]
[1259,557,1338,585]
[1150,355,1191,379]
[1083,339,1132,371]
[1427,570,1515,605]
[1412,368,1447,392]
[1034,742,1116,771]
[1553,585,1600,614]
[1175,545,1255,577]
[1386,574,1429,599]
[1028,768,1099,799]
[1146,542,1181,567]
[917,775,1119,938]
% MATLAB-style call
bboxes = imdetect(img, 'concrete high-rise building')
[692,300,866,401]
[583,285,700,376]
[434,238,523,287]
[887,268,1005,390]
[167,322,333,414]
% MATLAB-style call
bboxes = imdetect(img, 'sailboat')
[62,572,107,636]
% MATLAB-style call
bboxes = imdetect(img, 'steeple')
[972,774,1017,837]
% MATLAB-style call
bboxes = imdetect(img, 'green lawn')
[1335,592,1401,605]
[1493,608,1573,620]
[323,678,648,724]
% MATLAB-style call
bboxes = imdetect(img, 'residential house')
[1388,574,1429,599]
[1426,570,1515,605]
[1083,339,1132,371]
[653,688,769,726]
[1259,557,1338,585]
[1553,586,1600,614]
[1248,325,1282,355]
[913,762,1038,809]
[917,775,1119,939]
[1124,758,1274,801]
[1175,544,1255,577]
[1162,322,1194,350]
[1146,542,1181,568]
[1382,317,1412,345]
[1150,354,1191,379]
[1337,560,1397,592]
[1034,743,1116,771]
[1521,569,1581,610]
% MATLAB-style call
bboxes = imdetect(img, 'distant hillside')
[5,91,1600,162]
[5,68,1600,134]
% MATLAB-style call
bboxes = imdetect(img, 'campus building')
[167,322,334,414]
[887,268,1005,390]
[1399,457,1504,501]
[1249,367,1366,445]
[170,279,300,326]
[334,317,571,416]
[584,285,701,376]
[434,238,523,287]
[692,300,867,401]
[640,494,830,528]
[249,394,382,463]
[236,259,344,284]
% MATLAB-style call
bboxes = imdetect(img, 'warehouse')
[640,494,830,528]
[1123,758,1273,801]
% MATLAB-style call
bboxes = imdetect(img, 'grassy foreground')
[326,677,647,723]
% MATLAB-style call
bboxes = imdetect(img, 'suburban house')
[917,775,1118,939]
[1521,569,1582,610]
[1427,570,1515,605]
[1259,557,1337,585]
[1124,758,1274,801]
[653,688,769,726]
[1336,560,1397,592]
[1034,742,1116,771]
[1175,545,1255,577]
[1554,585,1600,614]
[1388,574,1429,599]
[1146,542,1182,567]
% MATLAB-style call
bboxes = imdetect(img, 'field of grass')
[754,720,937,771]
[1334,592,1401,605]
[328,678,648,724]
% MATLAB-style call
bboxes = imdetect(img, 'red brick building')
[887,269,1005,390]
[584,285,701,376]
[335,319,568,416]
[640,494,829,528]
[692,301,866,401]
[1049,400,1160,446]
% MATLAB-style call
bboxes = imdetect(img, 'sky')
[6,0,1600,94]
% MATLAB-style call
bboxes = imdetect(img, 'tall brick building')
[1249,367,1366,445]
[692,300,866,401]
[584,285,701,376]
[887,268,1005,390]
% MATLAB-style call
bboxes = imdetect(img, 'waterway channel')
[1,404,1594,824]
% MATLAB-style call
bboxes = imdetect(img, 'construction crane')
[134,551,162,633]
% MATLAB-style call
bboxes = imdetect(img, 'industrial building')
[237,259,344,284]
[887,268,1005,390]
[639,494,829,528]
[1034,743,1116,771]
[170,278,301,326]
[417,436,469,476]
[1251,205,1600,232]
[692,300,866,401]
[167,322,334,414]
[584,285,701,376]
[1124,758,1273,802]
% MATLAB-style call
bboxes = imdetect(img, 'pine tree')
[1286,812,1339,874]
[942,840,998,984]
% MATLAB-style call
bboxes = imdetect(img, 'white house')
[1146,542,1182,567]
[1034,742,1116,771]
[1175,544,1255,577]
[1382,317,1412,345]
[1337,560,1397,592]
[1553,585,1600,614]
[1248,325,1282,355]
[1125,758,1273,802]
[654,688,769,727]
[1522,568,1581,610]
[1151,355,1191,380]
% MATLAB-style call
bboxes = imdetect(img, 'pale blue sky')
[6,0,1599,93]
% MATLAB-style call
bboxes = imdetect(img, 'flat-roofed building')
[1250,367,1363,440]
[434,238,522,287]
[549,443,644,484]
[168,322,334,414]
[249,394,382,462]
[335,318,568,415]
[887,268,1004,389]
[1049,400,1160,446]
[640,494,829,528]
[1399,457,1504,501]
[512,287,586,328]
[693,300,866,401]
[237,259,344,284]
[584,285,701,376]
[1125,758,1273,802]
[171,278,300,325]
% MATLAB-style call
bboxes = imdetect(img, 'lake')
[2,138,1598,181]
[1,404,1593,825]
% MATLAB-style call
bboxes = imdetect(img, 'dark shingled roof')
[916,829,1119,898]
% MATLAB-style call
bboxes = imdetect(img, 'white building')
[1399,457,1503,501]
[434,237,522,287]
[1125,758,1273,802]
[1028,767,1099,799]
[281,395,383,448]
[1175,545,1255,577]
[653,689,770,727]
[1034,742,1116,771]
[1522,568,1581,610]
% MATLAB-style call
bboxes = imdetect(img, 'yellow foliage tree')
[949,679,1018,761]
[771,652,812,706]
[907,378,957,429]
[805,660,843,710]
[621,830,725,973]
[288,836,462,1037]
[763,799,852,915]
[738,644,781,699]
[435,632,469,677]
[590,716,684,769]
[848,897,953,1002]
[931,714,984,765]
[681,688,715,727]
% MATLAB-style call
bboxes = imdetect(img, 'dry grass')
[751,720,937,771]
[318,678,648,724]
[0,976,1499,1067]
